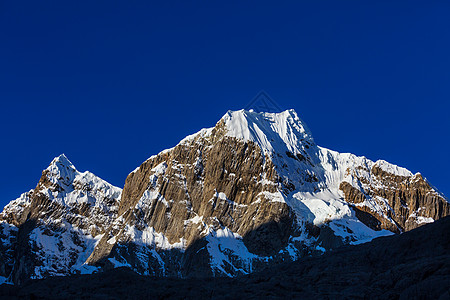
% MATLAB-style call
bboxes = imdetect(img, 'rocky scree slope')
[1,109,449,284]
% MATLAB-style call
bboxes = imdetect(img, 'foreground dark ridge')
[1,216,449,300]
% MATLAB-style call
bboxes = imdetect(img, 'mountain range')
[1,109,449,285]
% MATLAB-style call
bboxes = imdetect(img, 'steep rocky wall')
[87,122,297,270]
[123,135,291,243]
[340,165,450,232]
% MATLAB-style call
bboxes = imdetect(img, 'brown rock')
[87,122,297,270]
[340,165,450,233]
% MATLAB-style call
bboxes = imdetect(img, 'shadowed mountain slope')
[2,216,449,299]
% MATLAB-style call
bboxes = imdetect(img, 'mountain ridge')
[1,109,448,284]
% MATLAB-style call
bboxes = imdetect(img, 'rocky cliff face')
[85,121,299,277]
[339,163,449,233]
[1,109,449,284]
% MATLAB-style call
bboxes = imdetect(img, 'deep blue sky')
[1,1,449,208]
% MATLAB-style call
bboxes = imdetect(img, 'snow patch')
[204,226,256,276]
[221,109,314,156]
[416,216,434,224]
[123,225,185,250]
[374,160,413,177]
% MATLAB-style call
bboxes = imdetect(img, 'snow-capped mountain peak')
[35,154,123,209]
[221,109,315,156]
[44,154,78,188]
[0,154,123,284]
[372,159,413,177]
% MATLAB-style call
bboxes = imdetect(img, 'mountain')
[2,216,449,299]
[0,155,122,284]
[1,109,448,284]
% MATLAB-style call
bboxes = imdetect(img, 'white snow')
[221,109,314,157]
[204,226,257,276]
[45,154,78,187]
[135,162,170,211]
[123,224,185,250]
[215,191,248,207]
[184,215,204,226]
[416,216,434,224]
[409,211,435,225]
[329,218,393,244]
[256,190,286,203]
[28,220,104,279]
[0,190,33,221]
[180,127,214,144]
[374,160,413,177]
[151,161,168,177]
[294,194,352,225]
[36,154,122,210]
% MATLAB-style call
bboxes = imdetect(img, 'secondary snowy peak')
[372,159,413,177]
[44,153,78,188]
[2,154,122,220]
[0,154,123,284]
[36,154,122,204]
[221,109,314,156]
